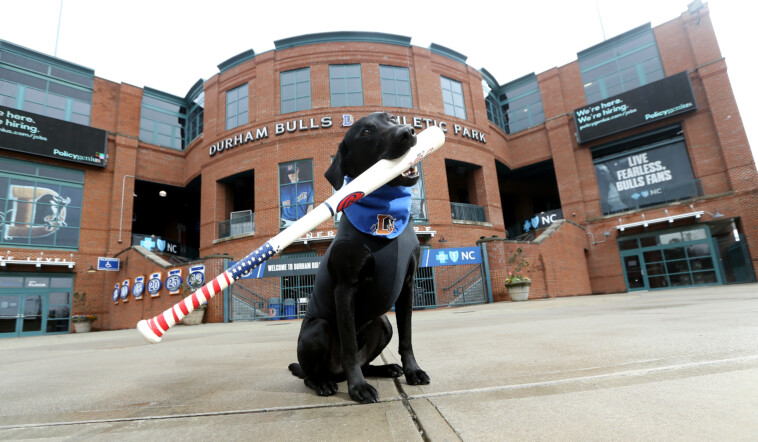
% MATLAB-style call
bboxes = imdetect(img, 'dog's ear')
[325,143,345,190]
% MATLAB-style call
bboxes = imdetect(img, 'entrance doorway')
[0,294,44,337]
[622,253,647,290]
[618,225,722,291]
[0,275,74,338]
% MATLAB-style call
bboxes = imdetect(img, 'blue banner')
[229,260,268,279]
[230,247,481,278]
[420,247,481,267]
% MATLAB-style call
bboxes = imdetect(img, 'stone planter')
[506,282,531,301]
[182,307,206,325]
[73,321,92,333]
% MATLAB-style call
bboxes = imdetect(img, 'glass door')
[0,295,21,337]
[20,294,45,336]
[622,253,648,291]
[0,294,46,337]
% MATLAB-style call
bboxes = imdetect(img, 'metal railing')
[218,212,255,239]
[230,283,268,321]
[451,202,487,223]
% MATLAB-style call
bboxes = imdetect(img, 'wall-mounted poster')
[594,140,697,215]
[132,276,145,300]
[147,272,162,297]
[166,268,183,295]
[120,279,130,302]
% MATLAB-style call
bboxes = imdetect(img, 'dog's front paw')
[305,378,338,396]
[348,381,379,404]
[362,363,403,378]
[386,363,404,378]
[404,368,430,385]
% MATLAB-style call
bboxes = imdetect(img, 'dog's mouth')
[402,166,419,179]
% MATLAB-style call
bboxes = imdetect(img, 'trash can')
[268,297,281,320]
[283,298,297,319]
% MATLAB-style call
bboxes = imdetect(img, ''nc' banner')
[420,247,481,267]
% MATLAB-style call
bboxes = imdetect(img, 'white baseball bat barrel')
[137,126,445,343]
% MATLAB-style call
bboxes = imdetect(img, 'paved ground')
[1,283,757,441]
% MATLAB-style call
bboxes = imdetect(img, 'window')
[225,84,248,130]
[0,157,84,249]
[329,64,363,107]
[578,24,664,104]
[0,41,93,125]
[440,77,466,119]
[619,227,720,289]
[380,65,412,108]
[279,160,314,228]
[483,73,545,135]
[281,68,311,114]
[410,164,428,223]
[139,89,186,150]
[186,89,204,145]
[485,91,504,129]
[499,75,544,134]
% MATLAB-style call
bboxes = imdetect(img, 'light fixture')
[690,204,724,219]
[87,266,97,273]
[438,236,448,243]
[586,229,612,245]
[159,190,167,197]
[665,209,674,224]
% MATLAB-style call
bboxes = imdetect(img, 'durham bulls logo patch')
[371,214,396,236]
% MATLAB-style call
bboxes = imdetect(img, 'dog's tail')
[288,363,306,379]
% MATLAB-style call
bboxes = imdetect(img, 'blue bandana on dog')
[342,177,411,239]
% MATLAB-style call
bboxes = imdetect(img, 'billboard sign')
[574,71,697,144]
[594,140,698,214]
[0,104,107,167]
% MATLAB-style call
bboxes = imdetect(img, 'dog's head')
[325,112,419,190]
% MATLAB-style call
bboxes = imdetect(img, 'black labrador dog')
[288,112,430,403]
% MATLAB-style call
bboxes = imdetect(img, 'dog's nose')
[400,126,415,141]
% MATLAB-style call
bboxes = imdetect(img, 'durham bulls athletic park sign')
[208,113,486,156]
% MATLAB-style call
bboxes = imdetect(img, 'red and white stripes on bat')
[137,126,445,344]
[143,271,233,338]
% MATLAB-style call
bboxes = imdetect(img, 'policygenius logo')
[53,148,103,164]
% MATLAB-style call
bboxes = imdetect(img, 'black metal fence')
[218,212,255,239]
[228,260,488,321]
[450,202,487,223]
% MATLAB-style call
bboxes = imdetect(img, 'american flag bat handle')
[137,126,445,343]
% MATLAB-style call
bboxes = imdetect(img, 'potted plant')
[71,292,97,332]
[71,314,97,333]
[504,247,531,301]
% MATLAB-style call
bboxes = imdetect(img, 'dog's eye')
[361,128,372,136]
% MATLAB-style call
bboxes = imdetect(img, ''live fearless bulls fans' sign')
[0,105,107,167]
[574,71,697,144]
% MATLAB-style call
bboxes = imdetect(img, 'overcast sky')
[1,0,755,162]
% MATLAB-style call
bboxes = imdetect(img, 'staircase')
[231,283,269,321]
[448,278,486,306]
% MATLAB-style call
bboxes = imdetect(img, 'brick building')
[0,3,755,337]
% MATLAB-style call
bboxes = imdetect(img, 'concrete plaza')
[1,283,757,440]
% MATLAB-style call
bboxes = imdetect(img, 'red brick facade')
[1,4,756,331]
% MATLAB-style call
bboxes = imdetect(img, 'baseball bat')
[137,125,445,343]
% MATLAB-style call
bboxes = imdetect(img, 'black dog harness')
[305,214,418,326]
